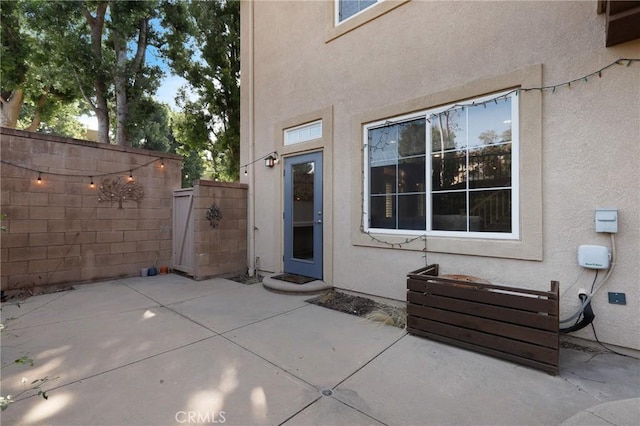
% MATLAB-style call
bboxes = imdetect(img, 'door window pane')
[292,162,314,259]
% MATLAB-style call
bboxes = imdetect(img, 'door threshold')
[262,273,331,294]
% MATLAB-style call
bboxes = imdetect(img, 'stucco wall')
[192,180,248,279]
[241,1,640,349]
[1,128,182,294]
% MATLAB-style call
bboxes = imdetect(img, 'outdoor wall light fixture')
[265,155,277,168]
[241,151,278,175]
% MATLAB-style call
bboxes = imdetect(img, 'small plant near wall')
[206,203,223,228]
[1,305,57,411]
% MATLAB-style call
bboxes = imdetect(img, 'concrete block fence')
[191,180,248,280]
[0,128,182,294]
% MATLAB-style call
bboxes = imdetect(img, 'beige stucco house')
[240,1,640,351]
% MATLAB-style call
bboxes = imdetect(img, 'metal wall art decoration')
[98,177,144,209]
[206,203,223,228]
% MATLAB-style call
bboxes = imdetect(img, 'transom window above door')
[284,120,323,146]
[364,90,519,239]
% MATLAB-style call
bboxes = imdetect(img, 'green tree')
[170,110,205,186]
[0,1,81,131]
[13,0,163,146]
[128,98,173,151]
[17,100,87,139]
[162,0,240,180]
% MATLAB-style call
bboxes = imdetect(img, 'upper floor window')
[337,0,378,24]
[364,91,519,239]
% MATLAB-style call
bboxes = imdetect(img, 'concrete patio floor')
[1,274,638,425]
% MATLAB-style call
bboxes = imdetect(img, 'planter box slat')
[407,316,558,366]
[407,291,557,331]
[407,304,558,349]
[406,327,559,375]
[407,265,559,375]
[408,278,556,314]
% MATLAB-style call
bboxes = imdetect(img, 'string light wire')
[1,157,166,184]
[240,151,279,172]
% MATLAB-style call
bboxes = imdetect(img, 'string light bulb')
[37,172,42,184]
[90,176,95,188]
[128,171,133,181]
[244,167,248,176]
[160,158,164,168]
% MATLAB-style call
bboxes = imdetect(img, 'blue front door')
[284,152,323,279]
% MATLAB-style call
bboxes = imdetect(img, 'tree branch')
[67,60,97,111]
[132,18,148,73]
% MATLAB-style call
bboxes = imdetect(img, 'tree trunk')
[83,2,110,143]
[0,89,24,128]
[114,38,129,146]
[25,92,50,132]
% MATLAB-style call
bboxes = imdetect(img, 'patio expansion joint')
[2,304,163,332]
[1,292,69,323]
[277,395,323,426]
[118,284,323,392]
[10,335,218,405]
[561,375,607,403]
[332,331,407,390]
[276,330,404,426]
[220,303,311,335]
[120,283,222,335]
[209,305,324,391]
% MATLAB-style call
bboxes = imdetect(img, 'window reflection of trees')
[293,163,314,201]
[367,101,513,232]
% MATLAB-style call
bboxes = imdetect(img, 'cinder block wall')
[0,127,182,294]
[192,180,247,279]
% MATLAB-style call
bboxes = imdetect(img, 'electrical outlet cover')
[608,292,627,305]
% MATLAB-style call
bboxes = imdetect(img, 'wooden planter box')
[407,264,560,375]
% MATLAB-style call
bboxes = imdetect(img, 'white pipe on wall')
[246,0,256,277]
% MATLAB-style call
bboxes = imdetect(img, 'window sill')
[353,230,542,261]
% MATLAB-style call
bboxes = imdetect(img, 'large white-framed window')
[364,90,519,239]
[336,0,379,25]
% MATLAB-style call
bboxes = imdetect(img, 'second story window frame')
[335,0,380,26]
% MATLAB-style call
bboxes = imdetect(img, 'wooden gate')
[173,189,195,275]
